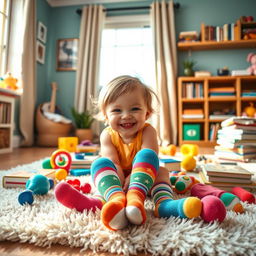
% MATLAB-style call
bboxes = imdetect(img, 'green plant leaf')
[71,107,94,129]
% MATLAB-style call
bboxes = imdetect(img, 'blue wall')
[36,0,256,121]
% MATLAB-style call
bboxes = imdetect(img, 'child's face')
[105,87,150,141]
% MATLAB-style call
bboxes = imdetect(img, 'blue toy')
[18,174,54,205]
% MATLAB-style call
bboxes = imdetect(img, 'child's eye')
[131,107,141,111]
[112,109,121,113]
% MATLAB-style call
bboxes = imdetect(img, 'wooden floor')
[0,146,214,256]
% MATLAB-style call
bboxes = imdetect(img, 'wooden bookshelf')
[0,91,17,153]
[178,19,256,51]
[178,76,256,146]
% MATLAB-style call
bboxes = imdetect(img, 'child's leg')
[191,183,244,213]
[151,168,202,219]
[55,182,104,212]
[126,149,159,225]
[91,157,128,231]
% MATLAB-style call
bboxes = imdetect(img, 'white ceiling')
[46,0,141,7]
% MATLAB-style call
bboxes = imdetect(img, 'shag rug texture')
[0,160,256,256]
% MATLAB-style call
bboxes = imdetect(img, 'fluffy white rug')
[0,160,256,256]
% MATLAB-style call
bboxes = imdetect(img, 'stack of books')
[199,163,256,191]
[2,169,56,188]
[159,156,181,172]
[215,116,256,162]
[70,153,99,170]
[182,109,204,119]
[208,87,236,97]
[178,31,199,42]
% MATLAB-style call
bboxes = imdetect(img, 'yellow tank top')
[105,123,150,175]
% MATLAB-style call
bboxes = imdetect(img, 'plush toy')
[18,174,54,205]
[170,175,199,194]
[247,53,256,75]
[0,72,19,90]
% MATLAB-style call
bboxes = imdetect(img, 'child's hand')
[123,174,131,192]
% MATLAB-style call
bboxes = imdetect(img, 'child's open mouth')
[120,123,135,129]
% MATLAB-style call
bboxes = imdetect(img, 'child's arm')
[141,125,159,153]
[100,129,125,185]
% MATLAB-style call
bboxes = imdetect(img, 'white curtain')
[151,0,178,145]
[8,0,36,146]
[75,5,105,113]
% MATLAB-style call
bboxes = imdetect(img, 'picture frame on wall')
[36,40,45,64]
[56,38,79,71]
[37,21,47,43]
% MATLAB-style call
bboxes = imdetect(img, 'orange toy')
[160,144,176,156]
[244,102,256,117]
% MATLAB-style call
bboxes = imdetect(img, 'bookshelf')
[178,19,256,51]
[0,92,16,153]
[178,76,256,146]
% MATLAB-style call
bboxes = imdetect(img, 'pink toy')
[55,182,102,212]
[247,53,256,75]
[231,187,255,204]
[200,195,226,223]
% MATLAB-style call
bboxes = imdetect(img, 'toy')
[58,137,78,152]
[160,144,176,156]
[42,158,53,169]
[0,72,19,91]
[244,102,256,117]
[200,195,226,223]
[181,155,196,171]
[231,187,255,204]
[18,174,53,205]
[180,144,199,156]
[50,149,72,173]
[170,175,199,194]
[55,168,68,181]
[247,53,256,75]
[70,168,90,176]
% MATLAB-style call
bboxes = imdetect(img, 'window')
[98,15,155,89]
[0,0,10,76]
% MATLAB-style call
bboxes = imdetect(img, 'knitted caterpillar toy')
[171,175,245,214]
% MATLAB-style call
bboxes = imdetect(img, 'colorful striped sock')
[151,182,202,219]
[91,157,128,231]
[126,149,159,225]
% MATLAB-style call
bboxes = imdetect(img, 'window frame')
[0,0,11,76]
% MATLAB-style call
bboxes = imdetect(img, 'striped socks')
[91,157,128,231]
[126,149,159,225]
[151,182,202,219]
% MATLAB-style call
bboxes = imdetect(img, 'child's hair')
[96,75,158,121]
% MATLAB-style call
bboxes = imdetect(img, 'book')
[159,157,181,171]
[200,170,252,184]
[198,171,256,192]
[221,116,256,128]
[216,139,256,148]
[194,71,211,77]
[201,163,252,179]
[214,151,256,162]
[231,70,251,76]
[71,154,99,165]
[2,169,55,188]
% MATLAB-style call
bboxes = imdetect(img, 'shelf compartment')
[0,128,10,149]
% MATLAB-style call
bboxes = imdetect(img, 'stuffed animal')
[247,53,256,75]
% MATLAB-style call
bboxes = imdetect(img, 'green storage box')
[183,124,201,140]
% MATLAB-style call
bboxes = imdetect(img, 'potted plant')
[71,107,94,142]
[183,59,196,76]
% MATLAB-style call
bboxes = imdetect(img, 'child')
[55,75,202,231]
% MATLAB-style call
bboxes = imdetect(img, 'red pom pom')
[80,183,91,194]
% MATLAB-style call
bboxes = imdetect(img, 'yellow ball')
[181,155,196,171]
[180,144,199,157]
[55,169,67,181]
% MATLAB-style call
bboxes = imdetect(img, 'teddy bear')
[247,53,256,75]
